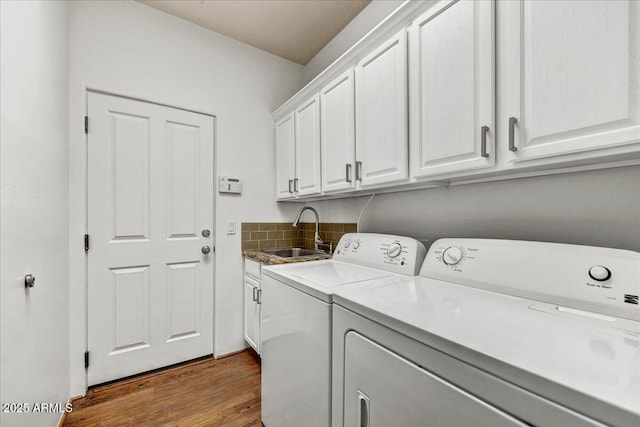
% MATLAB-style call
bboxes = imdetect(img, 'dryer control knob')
[387,243,402,258]
[352,241,360,249]
[443,247,463,265]
[343,240,351,248]
[589,266,611,282]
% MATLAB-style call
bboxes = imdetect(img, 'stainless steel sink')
[259,248,326,258]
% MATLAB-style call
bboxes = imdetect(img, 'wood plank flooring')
[63,350,261,427]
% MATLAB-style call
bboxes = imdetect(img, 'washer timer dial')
[443,247,463,265]
[387,242,403,258]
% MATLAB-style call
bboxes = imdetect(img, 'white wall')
[303,0,405,83]
[0,1,70,426]
[68,0,305,396]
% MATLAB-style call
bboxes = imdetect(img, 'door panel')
[166,261,200,341]
[88,92,214,386]
[110,266,150,353]
[166,122,200,238]
[110,112,150,240]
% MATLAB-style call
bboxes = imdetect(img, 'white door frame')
[76,88,217,393]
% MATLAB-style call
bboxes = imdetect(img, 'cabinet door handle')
[355,161,362,181]
[346,164,352,183]
[480,126,490,158]
[508,117,518,152]
[358,390,370,427]
[256,289,262,305]
[252,286,258,302]
[293,178,299,193]
[288,179,293,194]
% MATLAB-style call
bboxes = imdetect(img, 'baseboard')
[56,398,74,427]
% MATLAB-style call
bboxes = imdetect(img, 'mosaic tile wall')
[241,222,357,252]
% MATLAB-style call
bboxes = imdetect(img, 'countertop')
[243,249,332,265]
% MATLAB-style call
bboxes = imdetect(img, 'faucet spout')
[292,206,323,250]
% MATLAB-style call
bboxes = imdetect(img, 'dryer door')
[343,331,527,427]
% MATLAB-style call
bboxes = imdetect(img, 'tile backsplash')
[241,222,356,252]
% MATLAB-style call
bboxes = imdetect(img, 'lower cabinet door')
[244,276,260,354]
[343,331,527,427]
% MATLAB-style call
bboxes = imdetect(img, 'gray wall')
[360,166,640,252]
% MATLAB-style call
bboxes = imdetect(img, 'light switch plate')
[227,220,236,235]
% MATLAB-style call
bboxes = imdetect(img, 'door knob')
[201,246,211,255]
[24,274,35,288]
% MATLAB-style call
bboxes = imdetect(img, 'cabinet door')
[275,112,296,200]
[244,275,260,354]
[321,69,356,193]
[505,0,640,163]
[410,0,495,179]
[343,332,527,427]
[355,29,408,188]
[295,94,322,196]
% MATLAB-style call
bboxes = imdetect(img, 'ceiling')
[137,0,371,65]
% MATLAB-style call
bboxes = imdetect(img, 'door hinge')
[84,234,89,252]
[84,351,90,369]
[84,116,88,134]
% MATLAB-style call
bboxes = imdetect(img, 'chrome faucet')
[292,206,323,250]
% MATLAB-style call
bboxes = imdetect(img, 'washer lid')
[265,259,391,287]
[334,277,640,417]
[263,260,395,302]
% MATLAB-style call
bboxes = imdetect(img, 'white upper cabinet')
[355,29,409,188]
[295,93,322,196]
[275,112,296,200]
[321,69,356,193]
[409,0,495,179]
[504,0,640,163]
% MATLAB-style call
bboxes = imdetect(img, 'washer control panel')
[334,233,427,275]
[422,238,640,322]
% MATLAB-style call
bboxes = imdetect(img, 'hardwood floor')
[63,350,261,427]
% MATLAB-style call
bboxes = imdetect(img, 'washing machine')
[332,238,640,427]
[260,233,427,427]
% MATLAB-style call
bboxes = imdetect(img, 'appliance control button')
[443,247,463,265]
[343,240,351,248]
[352,241,360,249]
[589,266,611,281]
[387,242,402,258]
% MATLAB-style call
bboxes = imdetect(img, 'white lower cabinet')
[344,332,526,427]
[503,0,640,164]
[243,258,261,354]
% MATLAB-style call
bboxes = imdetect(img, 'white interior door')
[87,92,214,386]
